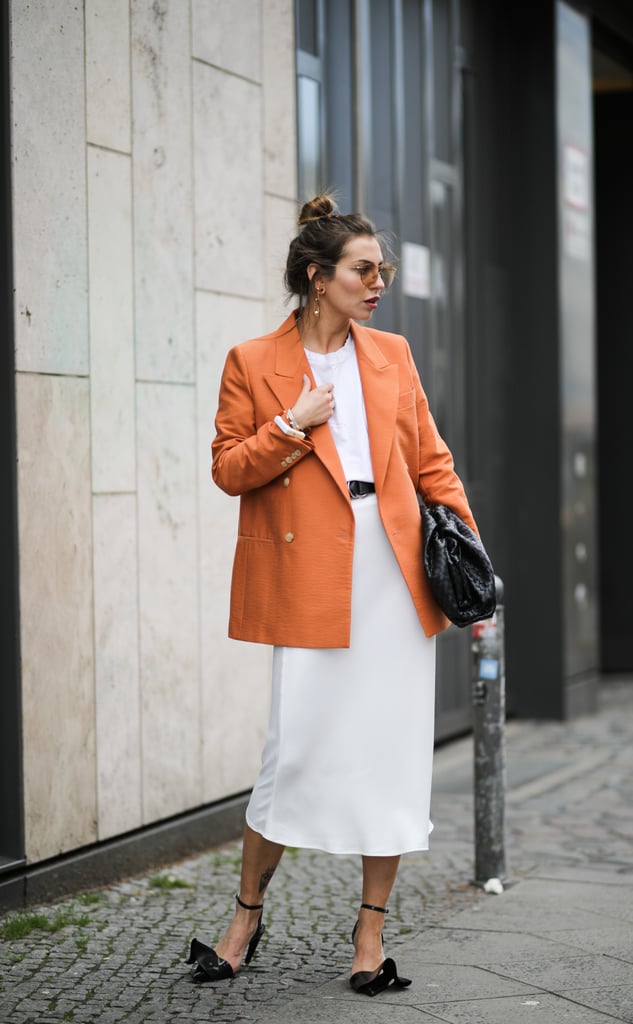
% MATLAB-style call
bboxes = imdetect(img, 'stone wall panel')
[17,375,96,861]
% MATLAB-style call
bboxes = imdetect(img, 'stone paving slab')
[569,986,633,1023]
[506,878,633,920]
[255,994,441,1023]
[541,926,633,961]
[436,897,624,934]
[529,865,633,884]
[485,950,633,993]
[317,961,538,1004]
[400,927,590,965]
[415,993,623,1023]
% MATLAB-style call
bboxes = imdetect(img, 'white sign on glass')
[401,242,430,299]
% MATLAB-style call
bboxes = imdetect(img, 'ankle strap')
[360,903,389,914]
[236,893,264,911]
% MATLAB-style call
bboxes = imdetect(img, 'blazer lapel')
[263,312,349,500]
[352,322,399,493]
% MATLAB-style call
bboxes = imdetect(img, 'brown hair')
[284,193,387,304]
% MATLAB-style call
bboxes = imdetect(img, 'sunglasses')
[323,261,397,289]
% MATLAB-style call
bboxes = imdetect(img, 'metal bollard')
[471,576,506,888]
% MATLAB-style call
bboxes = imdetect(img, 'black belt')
[348,480,375,500]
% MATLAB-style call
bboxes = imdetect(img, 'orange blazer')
[212,311,478,647]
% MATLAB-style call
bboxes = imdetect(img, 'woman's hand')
[290,374,335,431]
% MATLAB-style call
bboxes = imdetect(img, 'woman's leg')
[351,855,401,975]
[212,823,285,972]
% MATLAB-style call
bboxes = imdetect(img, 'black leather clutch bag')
[419,499,496,628]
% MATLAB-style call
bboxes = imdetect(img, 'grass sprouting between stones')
[77,891,105,906]
[0,906,91,941]
[148,873,195,890]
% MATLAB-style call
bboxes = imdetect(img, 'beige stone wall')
[10,0,297,862]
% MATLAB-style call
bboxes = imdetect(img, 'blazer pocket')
[397,388,416,411]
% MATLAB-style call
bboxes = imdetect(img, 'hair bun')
[298,193,337,225]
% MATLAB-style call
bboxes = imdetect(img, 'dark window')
[296,0,318,56]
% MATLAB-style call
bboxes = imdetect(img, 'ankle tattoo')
[258,867,276,894]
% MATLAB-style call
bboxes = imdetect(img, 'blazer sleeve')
[406,344,479,534]
[212,344,314,496]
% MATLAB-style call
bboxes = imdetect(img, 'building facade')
[2,0,632,906]
[2,0,297,902]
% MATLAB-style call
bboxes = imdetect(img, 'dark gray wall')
[462,1,564,717]
[462,0,633,716]
[595,88,633,671]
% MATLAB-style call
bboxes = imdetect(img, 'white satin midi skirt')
[246,493,437,856]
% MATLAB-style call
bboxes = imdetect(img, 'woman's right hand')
[291,374,335,431]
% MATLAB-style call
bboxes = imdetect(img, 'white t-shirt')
[305,334,374,483]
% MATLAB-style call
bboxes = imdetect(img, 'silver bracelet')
[287,408,311,435]
[286,407,302,431]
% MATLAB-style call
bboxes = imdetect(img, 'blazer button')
[283,477,290,487]
[284,532,294,543]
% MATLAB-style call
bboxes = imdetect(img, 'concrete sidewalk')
[1,677,632,1023]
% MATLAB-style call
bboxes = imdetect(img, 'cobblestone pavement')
[0,844,479,1023]
[1,678,632,1024]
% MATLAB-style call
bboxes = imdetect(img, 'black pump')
[185,894,265,984]
[349,903,412,997]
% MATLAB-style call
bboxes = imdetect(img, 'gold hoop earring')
[314,287,324,317]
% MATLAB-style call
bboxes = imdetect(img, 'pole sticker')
[479,658,499,680]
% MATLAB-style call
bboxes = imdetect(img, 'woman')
[186,194,479,997]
